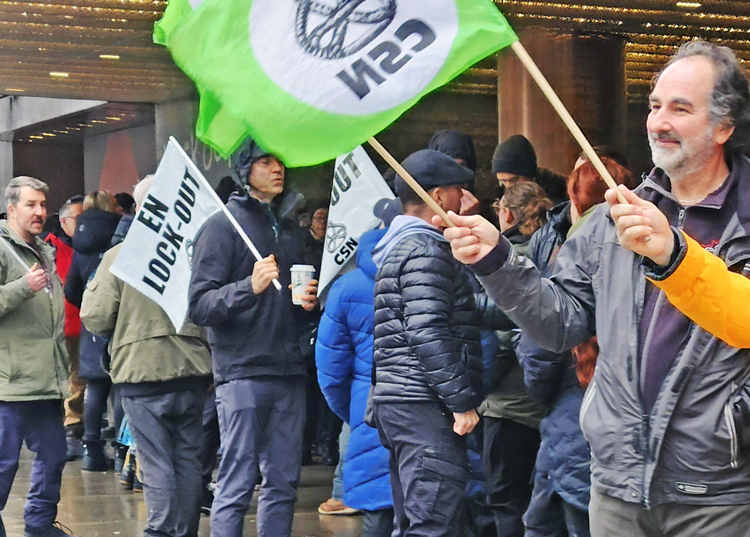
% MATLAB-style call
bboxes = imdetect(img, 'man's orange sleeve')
[649,230,750,348]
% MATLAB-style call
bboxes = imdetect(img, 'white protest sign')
[319,146,394,294]
[110,138,223,331]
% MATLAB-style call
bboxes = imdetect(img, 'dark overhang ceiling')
[0,0,748,103]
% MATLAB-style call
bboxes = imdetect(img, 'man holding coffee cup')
[188,138,318,537]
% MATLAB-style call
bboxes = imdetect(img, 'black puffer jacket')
[372,216,510,413]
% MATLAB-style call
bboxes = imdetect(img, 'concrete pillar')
[0,142,12,212]
[497,30,627,175]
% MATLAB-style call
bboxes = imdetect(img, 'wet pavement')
[3,449,363,536]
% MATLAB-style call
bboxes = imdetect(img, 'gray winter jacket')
[471,159,750,508]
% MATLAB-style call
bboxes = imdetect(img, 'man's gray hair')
[653,40,750,156]
[133,174,154,210]
[4,176,49,208]
[59,195,84,219]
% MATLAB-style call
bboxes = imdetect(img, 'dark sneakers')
[113,442,128,474]
[200,485,214,515]
[120,450,135,489]
[81,440,111,472]
[24,521,79,537]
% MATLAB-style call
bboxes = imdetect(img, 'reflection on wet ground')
[4,449,363,536]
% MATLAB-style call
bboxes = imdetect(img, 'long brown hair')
[501,181,553,237]
[573,336,599,390]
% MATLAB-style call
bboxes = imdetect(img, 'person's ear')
[715,123,735,146]
[430,187,446,209]
[507,208,518,227]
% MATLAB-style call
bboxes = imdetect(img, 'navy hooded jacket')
[65,208,121,380]
[188,191,311,383]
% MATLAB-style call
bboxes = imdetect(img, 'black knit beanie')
[492,135,538,178]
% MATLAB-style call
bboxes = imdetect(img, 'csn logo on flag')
[294,0,397,60]
[250,0,458,115]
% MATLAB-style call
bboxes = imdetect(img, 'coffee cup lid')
[291,264,316,271]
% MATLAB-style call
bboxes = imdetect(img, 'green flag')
[159,0,518,167]
[153,0,198,46]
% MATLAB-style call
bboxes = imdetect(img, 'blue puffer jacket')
[316,228,392,511]
[515,201,591,512]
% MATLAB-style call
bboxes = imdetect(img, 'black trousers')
[374,402,469,537]
[483,417,541,537]
[83,377,123,442]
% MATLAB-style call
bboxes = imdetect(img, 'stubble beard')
[649,125,716,182]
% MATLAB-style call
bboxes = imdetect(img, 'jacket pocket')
[578,377,622,468]
[668,360,748,472]
[579,379,597,432]
[732,382,750,461]
[724,392,739,469]
[0,340,10,381]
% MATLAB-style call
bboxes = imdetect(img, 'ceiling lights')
[1,1,749,105]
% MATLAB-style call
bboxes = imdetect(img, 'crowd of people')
[1,39,750,537]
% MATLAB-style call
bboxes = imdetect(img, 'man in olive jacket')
[81,176,213,537]
[0,177,72,537]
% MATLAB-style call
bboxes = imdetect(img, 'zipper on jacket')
[637,207,687,508]
[677,208,686,227]
[579,380,597,432]
[725,381,740,469]
[639,414,651,508]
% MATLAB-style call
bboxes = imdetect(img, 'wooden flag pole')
[368,137,456,227]
[510,41,628,204]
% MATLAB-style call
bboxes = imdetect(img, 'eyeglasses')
[492,199,505,213]
[499,175,523,187]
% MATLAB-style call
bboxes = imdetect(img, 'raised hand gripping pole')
[510,41,627,204]
[367,137,456,227]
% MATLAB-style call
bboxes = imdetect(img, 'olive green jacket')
[0,221,69,401]
[80,244,212,385]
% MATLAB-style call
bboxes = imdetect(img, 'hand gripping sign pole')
[170,137,283,291]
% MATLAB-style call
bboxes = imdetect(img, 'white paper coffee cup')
[291,264,316,305]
